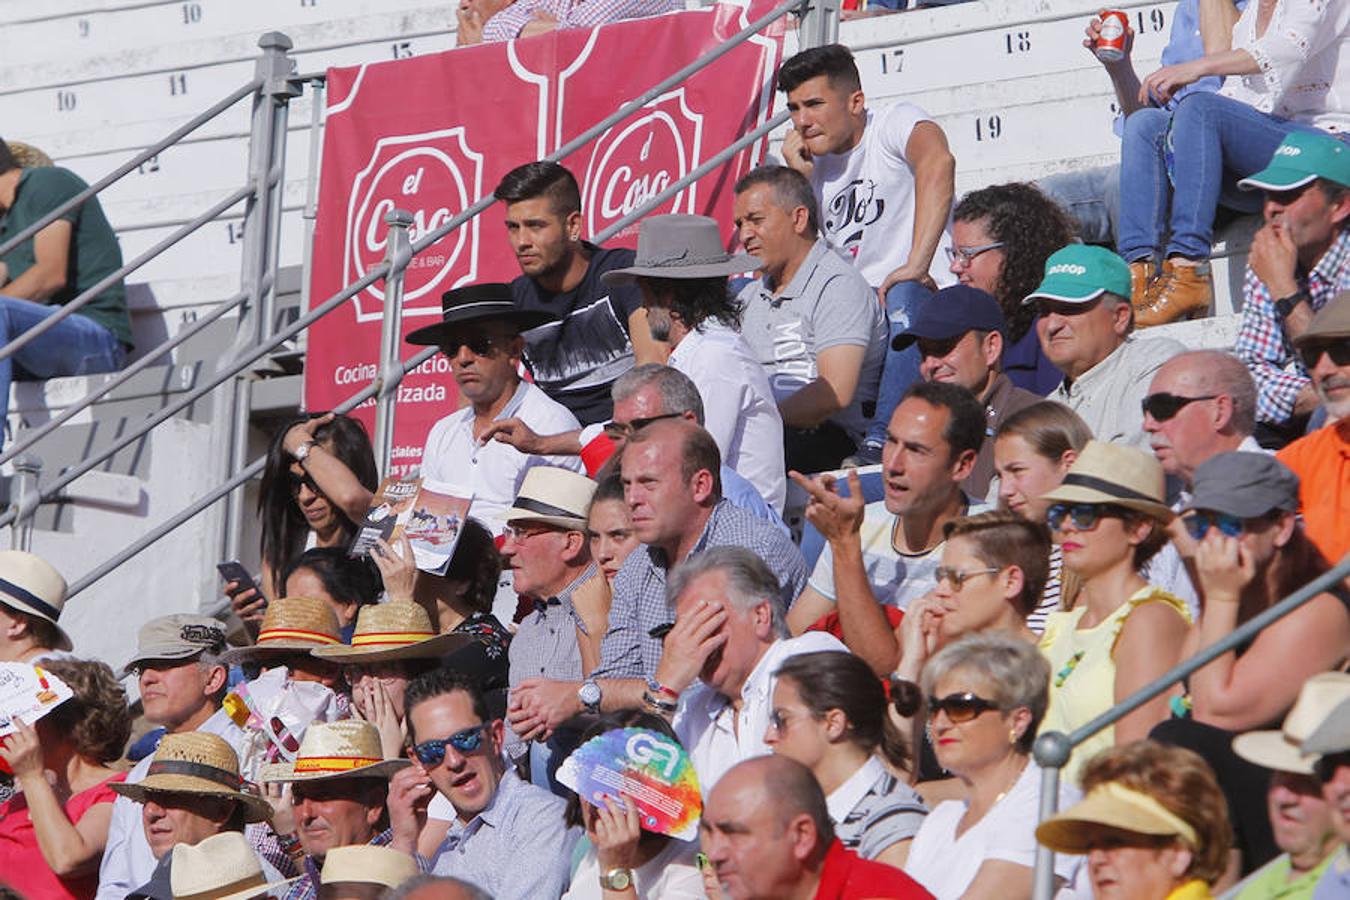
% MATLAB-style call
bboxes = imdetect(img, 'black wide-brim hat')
[405,282,558,346]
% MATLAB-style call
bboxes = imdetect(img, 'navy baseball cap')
[892,285,1006,351]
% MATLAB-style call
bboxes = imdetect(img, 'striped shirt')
[1027,545,1064,635]
[828,756,928,861]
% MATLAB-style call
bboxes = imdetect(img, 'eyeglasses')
[412,724,491,766]
[945,241,1005,267]
[1181,510,1245,541]
[934,565,1001,589]
[502,524,558,542]
[603,412,683,441]
[1141,392,1218,422]
[1046,503,1130,532]
[926,692,1001,723]
[439,334,499,357]
[1298,341,1350,370]
[768,707,812,735]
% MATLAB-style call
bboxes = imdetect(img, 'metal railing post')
[1030,732,1072,900]
[8,455,41,552]
[799,0,840,49]
[372,210,415,477]
[223,32,299,566]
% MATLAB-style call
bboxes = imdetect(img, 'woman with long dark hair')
[766,650,927,868]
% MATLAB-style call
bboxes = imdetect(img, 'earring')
[925,723,936,745]
[1009,728,1019,745]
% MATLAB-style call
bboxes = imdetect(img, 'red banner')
[305,1,786,476]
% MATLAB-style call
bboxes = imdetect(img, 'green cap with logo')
[1021,244,1132,305]
[1239,131,1350,192]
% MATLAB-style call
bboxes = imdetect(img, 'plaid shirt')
[481,0,679,41]
[1234,229,1350,424]
[593,500,809,679]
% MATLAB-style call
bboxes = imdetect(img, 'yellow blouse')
[1038,585,1191,784]
[1166,879,1213,899]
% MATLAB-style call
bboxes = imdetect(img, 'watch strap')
[599,867,633,890]
[1275,289,1310,319]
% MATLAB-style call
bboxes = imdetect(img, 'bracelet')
[646,678,681,700]
[641,690,678,713]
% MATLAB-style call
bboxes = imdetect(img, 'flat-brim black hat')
[405,283,557,346]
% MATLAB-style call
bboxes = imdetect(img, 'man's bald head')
[625,417,723,501]
[739,756,833,837]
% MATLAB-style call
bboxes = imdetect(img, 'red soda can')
[1095,10,1129,62]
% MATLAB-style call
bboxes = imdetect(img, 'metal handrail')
[1029,553,1350,900]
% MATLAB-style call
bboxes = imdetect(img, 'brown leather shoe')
[1129,260,1155,311]
[1136,258,1212,327]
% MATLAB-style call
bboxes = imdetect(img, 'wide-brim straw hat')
[111,732,272,823]
[320,845,418,888]
[1304,694,1350,756]
[503,465,597,530]
[1233,672,1350,774]
[219,596,342,665]
[312,601,471,663]
[1038,439,1173,521]
[0,550,72,651]
[170,832,286,900]
[600,214,760,285]
[260,719,410,783]
[405,282,557,346]
[1036,781,1199,855]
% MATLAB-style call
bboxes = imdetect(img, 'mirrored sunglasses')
[412,723,490,766]
[1046,503,1129,532]
[1181,510,1245,541]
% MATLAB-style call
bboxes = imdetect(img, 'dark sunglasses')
[1181,510,1245,541]
[288,471,321,495]
[412,723,491,766]
[1046,503,1130,532]
[1141,392,1218,422]
[439,334,498,357]
[926,691,1001,723]
[603,412,683,440]
[1298,341,1350,370]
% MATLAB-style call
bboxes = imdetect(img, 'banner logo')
[344,129,485,322]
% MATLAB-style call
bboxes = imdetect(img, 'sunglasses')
[603,412,683,441]
[1298,341,1350,370]
[1141,392,1218,422]
[288,471,321,496]
[1046,503,1130,532]
[439,334,499,357]
[934,565,1000,589]
[944,241,1005,267]
[927,691,1001,723]
[412,723,491,766]
[1181,510,1245,541]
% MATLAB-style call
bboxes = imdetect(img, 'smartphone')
[217,561,259,597]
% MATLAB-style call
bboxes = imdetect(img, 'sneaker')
[1136,258,1212,327]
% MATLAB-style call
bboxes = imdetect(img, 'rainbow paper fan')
[556,727,702,841]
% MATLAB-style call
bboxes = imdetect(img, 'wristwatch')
[291,440,317,463]
[599,867,633,891]
[578,679,602,714]
[1274,289,1310,320]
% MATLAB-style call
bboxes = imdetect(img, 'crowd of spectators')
[4,4,1350,898]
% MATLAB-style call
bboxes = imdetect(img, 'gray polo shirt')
[737,238,887,441]
[1051,335,1184,449]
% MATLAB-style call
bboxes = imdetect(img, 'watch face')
[579,682,601,705]
[604,868,633,889]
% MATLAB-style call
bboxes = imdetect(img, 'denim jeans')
[859,280,932,455]
[1037,164,1121,247]
[0,295,126,424]
[1118,94,1322,262]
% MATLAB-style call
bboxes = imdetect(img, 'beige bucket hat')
[311,602,470,663]
[503,465,597,531]
[0,550,71,651]
[320,845,418,889]
[111,732,272,822]
[219,596,342,665]
[1233,672,1350,774]
[1039,439,1173,522]
[260,719,409,783]
[170,832,285,900]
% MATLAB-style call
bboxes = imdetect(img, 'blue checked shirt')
[592,500,809,679]
[1234,229,1350,425]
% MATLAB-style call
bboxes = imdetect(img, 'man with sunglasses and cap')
[602,213,786,512]
[406,282,584,538]
[1027,244,1183,449]
[99,614,245,900]
[1303,690,1350,899]
[388,668,577,899]
[1233,132,1350,442]
[1276,290,1350,566]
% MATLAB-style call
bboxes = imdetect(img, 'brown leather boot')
[1136,258,1212,327]
[1129,259,1155,312]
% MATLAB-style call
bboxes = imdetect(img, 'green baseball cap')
[1239,131,1350,192]
[1022,244,1132,305]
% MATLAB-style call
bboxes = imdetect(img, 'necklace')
[992,757,1029,806]
[1054,650,1085,687]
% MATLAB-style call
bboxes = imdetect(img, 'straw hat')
[503,466,597,531]
[219,596,342,665]
[170,832,282,900]
[110,732,272,822]
[1038,440,1173,521]
[1232,672,1350,774]
[0,550,71,651]
[312,602,471,663]
[320,845,418,888]
[260,719,409,783]
[1036,781,1199,854]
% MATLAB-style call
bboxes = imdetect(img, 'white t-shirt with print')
[808,103,955,290]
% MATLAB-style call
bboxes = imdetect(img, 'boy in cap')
[1276,290,1350,564]
[1026,244,1183,448]
[1233,132,1350,439]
